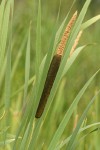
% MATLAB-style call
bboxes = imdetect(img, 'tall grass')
[0,0,100,149]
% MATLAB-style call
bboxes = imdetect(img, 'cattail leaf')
[62,45,86,77]
[66,91,100,150]
[0,0,11,71]
[35,0,41,96]
[4,26,11,109]
[19,125,30,150]
[11,76,35,99]
[36,0,41,69]
[48,69,100,150]
[11,36,27,79]
[0,56,6,89]
[0,0,6,32]
[81,15,100,30]
[23,27,30,103]
[72,128,100,150]
[17,27,31,150]
[0,139,15,146]
[56,122,100,149]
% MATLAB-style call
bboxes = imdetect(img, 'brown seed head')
[56,11,78,56]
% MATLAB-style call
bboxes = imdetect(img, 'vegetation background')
[0,0,100,149]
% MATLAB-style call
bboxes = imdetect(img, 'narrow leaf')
[81,15,100,30]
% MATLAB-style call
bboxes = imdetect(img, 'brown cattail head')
[70,30,83,57]
[56,11,78,56]
[35,55,61,118]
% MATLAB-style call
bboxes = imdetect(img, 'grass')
[0,0,100,149]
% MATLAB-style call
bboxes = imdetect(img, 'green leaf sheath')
[35,54,62,118]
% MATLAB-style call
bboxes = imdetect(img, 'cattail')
[35,11,78,118]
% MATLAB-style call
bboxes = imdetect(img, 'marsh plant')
[0,0,100,149]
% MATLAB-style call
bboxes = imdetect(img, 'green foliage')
[0,0,100,149]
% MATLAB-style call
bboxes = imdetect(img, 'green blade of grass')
[28,119,41,150]
[4,40,11,111]
[65,128,100,150]
[73,128,100,150]
[94,90,100,150]
[14,1,41,148]
[35,0,41,71]
[56,122,100,149]
[11,76,35,98]
[80,122,100,132]
[4,0,13,111]
[0,55,6,89]
[67,91,100,150]
[23,27,30,103]
[35,0,41,99]
[3,27,12,149]
[18,27,31,150]
[19,124,30,150]
[0,0,11,71]
[12,85,35,150]
[0,139,15,147]
[81,15,100,30]
[11,29,32,150]
[2,1,13,147]
[62,45,86,77]
[0,0,6,32]
[48,69,99,150]
[11,36,27,79]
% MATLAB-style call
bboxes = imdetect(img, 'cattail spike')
[56,11,78,56]
[70,30,83,57]
[35,11,79,118]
